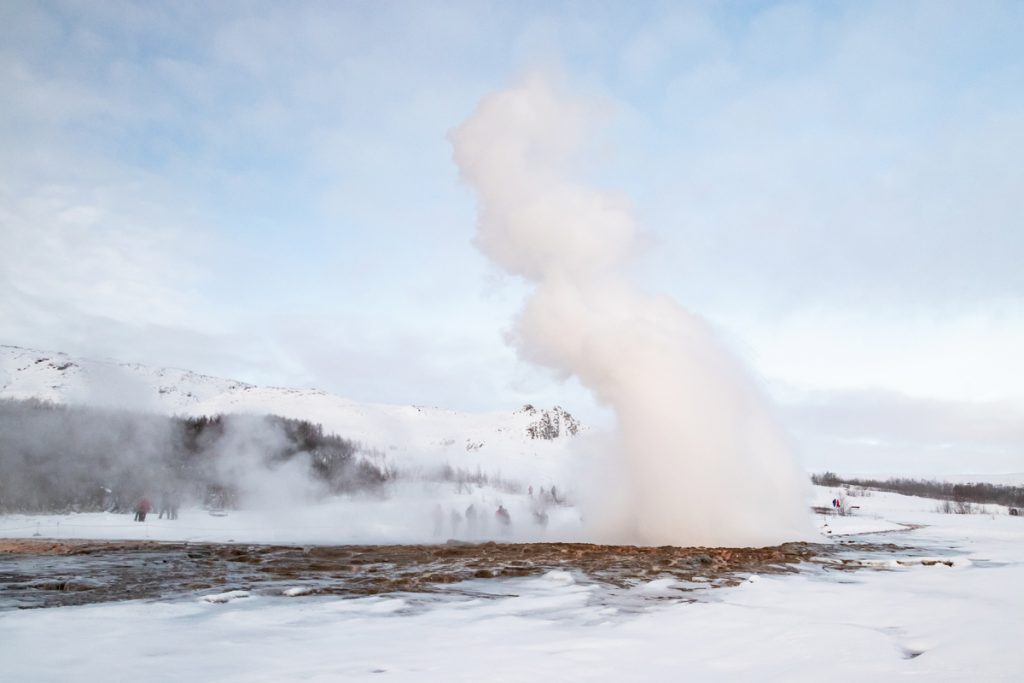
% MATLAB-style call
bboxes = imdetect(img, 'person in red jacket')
[134,496,152,522]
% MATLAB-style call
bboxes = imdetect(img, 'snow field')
[2,483,1023,680]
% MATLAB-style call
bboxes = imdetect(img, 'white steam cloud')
[451,74,810,547]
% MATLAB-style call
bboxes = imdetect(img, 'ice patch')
[328,597,408,614]
[821,556,969,570]
[202,590,250,604]
[896,557,968,568]
[538,570,575,587]
[637,578,679,595]
[282,586,314,597]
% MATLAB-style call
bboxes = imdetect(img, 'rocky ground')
[0,537,873,610]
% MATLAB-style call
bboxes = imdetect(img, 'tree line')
[811,471,1024,509]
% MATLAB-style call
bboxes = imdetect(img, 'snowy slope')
[0,345,584,480]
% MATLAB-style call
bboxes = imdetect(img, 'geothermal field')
[2,484,1023,680]
[2,346,1023,680]
[3,2,1023,681]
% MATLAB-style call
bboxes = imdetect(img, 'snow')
[3,487,1023,680]
[3,345,1023,677]
[0,345,592,547]
[202,590,251,604]
[0,345,584,487]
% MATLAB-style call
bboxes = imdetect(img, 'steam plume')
[450,74,809,546]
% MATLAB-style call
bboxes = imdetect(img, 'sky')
[1,0,1022,475]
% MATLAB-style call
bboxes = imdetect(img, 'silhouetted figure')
[134,497,151,522]
[533,510,549,528]
[450,508,463,537]
[158,491,171,519]
[465,503,478,537]
[495,505,511,534]
[160,490,180,520]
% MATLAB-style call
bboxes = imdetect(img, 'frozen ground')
[1,486,1023,680]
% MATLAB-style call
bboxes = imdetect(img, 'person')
[465,503,478,537]
[134,496,152,522]
[450,508,463,537]
[495,504,511,533]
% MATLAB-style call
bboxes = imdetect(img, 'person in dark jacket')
[495,504,511,533]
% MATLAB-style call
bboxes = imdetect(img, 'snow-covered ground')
[0,482,584,545]
[2,486,1023,681]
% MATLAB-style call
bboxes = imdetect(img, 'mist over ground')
[0,397,586,544]
[0,399,385,514]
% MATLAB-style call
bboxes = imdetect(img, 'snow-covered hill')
[0,345,584,482]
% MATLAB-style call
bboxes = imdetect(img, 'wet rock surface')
[0,537,903,610]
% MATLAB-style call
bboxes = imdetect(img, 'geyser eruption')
[450,74,809,546]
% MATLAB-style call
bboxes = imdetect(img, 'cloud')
[0,182,200,323]
[788,388,1024,449]
[1,0,1022,487]
[616,1,1024,311]
[782,388,1024,475]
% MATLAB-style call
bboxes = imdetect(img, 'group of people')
[132,492,180,522]
[432,502,522,539]
[431,493,558,540]
[528,485,562,505]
